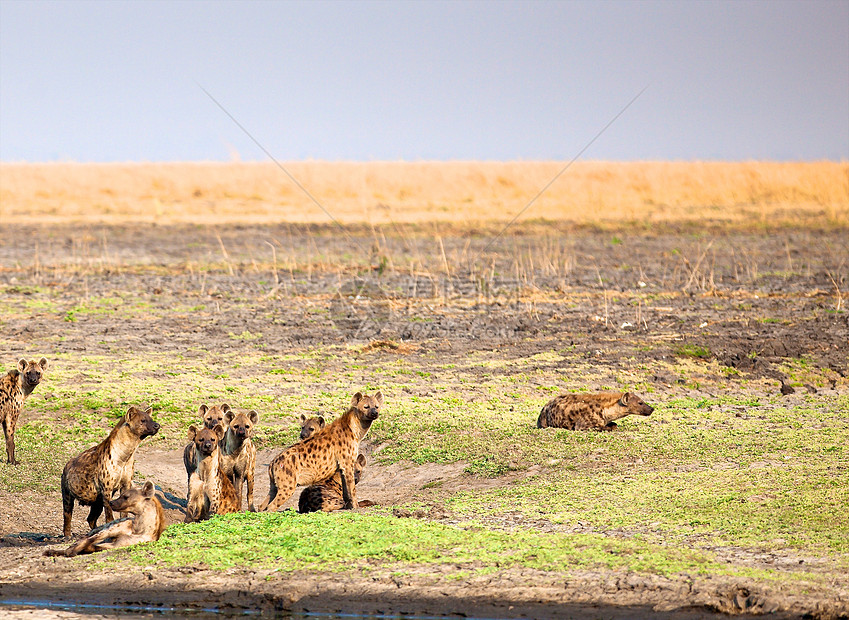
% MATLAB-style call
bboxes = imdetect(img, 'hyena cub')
[1,357,48,465]
[300,414,325,440]
[60,406,160,537]
[259,391,382,513]
[45,481,166,557]
[537,392,654,431]
[183,404,230,496]
[298,453,375,513]
[219,409,258,512]
[184,424,240,522]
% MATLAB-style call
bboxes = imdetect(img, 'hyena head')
[199,404,230,430]
[620,392,654,416]
[351,391,383,422]
[225,409,258,439]
[109,480,156,514]
[353,453,367,484]
[188,423,224,456]
[299,414,326,440]
[18,357,48,388]
[125,406,160,439]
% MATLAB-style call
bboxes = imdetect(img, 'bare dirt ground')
[1,222,847,618]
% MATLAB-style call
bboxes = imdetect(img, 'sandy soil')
[1,223,847,618]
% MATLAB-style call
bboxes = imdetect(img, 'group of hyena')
[2,356,653,558]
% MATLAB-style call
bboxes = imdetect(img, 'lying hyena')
[537,392,654,431]
[1,357,48,465]
[219,409,258,512]
[182,404,230,496]
[60,406,160,537]
[298,453,376,513]
[299,414,325,440]
[184,424,240,522]
[45,481,166,557]
[259,391,382,512]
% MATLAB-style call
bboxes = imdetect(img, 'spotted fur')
[184,424,240,522]
[182,404,230,497]
[1,357,48,465]
[219,409,258,512]
[259,391,382,512]
[298,453,375,513]
[537,391,654,431]
[60,406,160,537]
[45,481,166,557]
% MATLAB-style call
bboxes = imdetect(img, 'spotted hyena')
[1,357,48,465]
[45,481,166,557]
[259,391,382,512]
[60,406,160,537]
[537,392,654,431]
[299,414,326,440]
[219,409,258,512]
[184,424,240,522]
[298,453,375,513]
[182,404,230,496]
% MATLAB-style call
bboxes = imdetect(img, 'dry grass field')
[1,160,848,618]
[2,161,847,227]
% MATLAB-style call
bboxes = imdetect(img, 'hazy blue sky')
[1,0,847,162]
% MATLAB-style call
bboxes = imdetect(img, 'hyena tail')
[537,408,549,429]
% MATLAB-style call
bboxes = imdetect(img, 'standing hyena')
[1,357,48,465]
[60,406,160,537]
[537,392,654,431]
[259,391,382,513]
[183,404,230,497]
[219,409,259,512]
[184,424,240,522]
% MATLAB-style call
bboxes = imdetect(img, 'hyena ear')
[187,425,199,441]
[351,392,364,407]
[221,403,232,413]
[144,407,153,416]
[142,481,156,498]
[356,454,367,466]
[248,410,259,424]
[619,393,630,406]
[125,406,139,423]
[224,410,234,425]
[213,423,226,440]
[299,414,307,424]
[39,358,49,370]
[373,391,384,406]
[198,404,209,417]
[17,359,26,372]
[317,416,326,428]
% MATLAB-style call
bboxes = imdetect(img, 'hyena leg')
[86,498,104,531]
[339,464,357,511]
[262,467,297,512]
[61,491,75,538]
[2,420,16,465]
[245,469,255,512]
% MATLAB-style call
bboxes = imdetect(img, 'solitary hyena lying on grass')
[537,392,654,431]
[46,481,166,557]
[1,357,48,465]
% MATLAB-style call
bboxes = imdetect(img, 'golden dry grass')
[1,161,846,227]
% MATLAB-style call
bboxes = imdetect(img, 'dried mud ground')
[0,222,848,619]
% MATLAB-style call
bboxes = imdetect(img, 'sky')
[0,0,847,162]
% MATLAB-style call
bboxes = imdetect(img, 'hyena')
[184,424,240,522]
[537,392,654,431]
[259,391,382,513]
[60,406,160,537]
[298,453,376,513]
[182,404,230,497]
[45,481,166,557]
[299,414,326,440]
[1,357,48,465]
[219,409,258,512]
